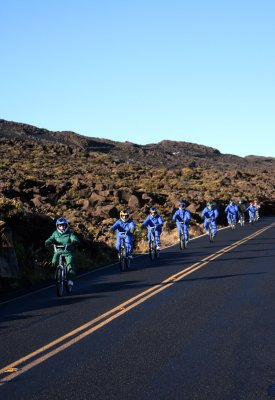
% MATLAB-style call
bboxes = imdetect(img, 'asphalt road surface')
[1,217,275,400]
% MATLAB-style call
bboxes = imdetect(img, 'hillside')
[1,119,275,292]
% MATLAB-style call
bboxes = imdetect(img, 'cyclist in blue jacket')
[202,201,219,236]
[246,202,257,223]
[172,201,192,243]
[110,210,136,259]
[225,200,239,225]
[141,207,164,250]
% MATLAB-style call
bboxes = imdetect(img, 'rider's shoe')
[128,254,133,259]
[117,252,121,260]
[156,245,161,250]
[205,230,209,234]
[67,280,74,288]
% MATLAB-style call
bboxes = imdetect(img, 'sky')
[0,0,274,157]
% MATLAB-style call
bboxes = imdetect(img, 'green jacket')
[45,229,79,254]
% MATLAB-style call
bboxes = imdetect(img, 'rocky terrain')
[1,119,275,293]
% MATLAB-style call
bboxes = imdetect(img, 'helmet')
[179,201,186,208]
[150,207,158,216]
[56,217,68,234]
[120,210,130,222]
[207,201,213,209]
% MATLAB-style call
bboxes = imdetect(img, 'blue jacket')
[246,205,257,213]
[141,214,164,229]
[172,209,191,223]
[225,204,238,215]
[110,219,136,235]
[202,207,219,220]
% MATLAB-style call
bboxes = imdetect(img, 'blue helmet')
[150,207,158,216]
[179,201,186,208]
[56,217,68,234]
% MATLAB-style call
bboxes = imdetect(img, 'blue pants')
[227,213,237,224]
[176,222,189,240]
[147,228,162,245]
[115,233,133,253]
[204,219,217,235]
[248,211,256,221]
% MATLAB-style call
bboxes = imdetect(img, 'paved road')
[1,217,275,400]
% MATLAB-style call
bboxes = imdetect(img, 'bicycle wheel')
[179,231,186,250]
[65,268,73,295]
[56,265,64,297]
[209,226,214,243]
[155,241,160,259]
[120,246,127,272]
[149,240,155,261]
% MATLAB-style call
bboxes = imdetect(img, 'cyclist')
[201,201,219,236]
[110,210,136,259]
[253,198,261,220]
[238,199,247,223]
[247,202,257,223]
[225,200,238,226]
[141,207,164,250]
[172,201,192,243]
[45,217,79,288]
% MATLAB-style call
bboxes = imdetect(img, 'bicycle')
[238,213,245,227]
[206,218,215,242]
[148,226,160,261]
[118,232,131,272]
[54,244,73,297]
[228,214,236,230]
[179,222,188,250]
[249,213,256,225]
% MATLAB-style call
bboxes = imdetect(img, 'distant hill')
[1,119,274,169]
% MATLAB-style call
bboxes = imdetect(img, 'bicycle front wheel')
[179,232,186,250]
[149,240,155,260]
[120,247,127,272]
[56,266,64,297]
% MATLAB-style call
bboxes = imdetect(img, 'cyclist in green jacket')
[45,217,79,288]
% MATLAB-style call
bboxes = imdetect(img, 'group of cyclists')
[45,198,261,289]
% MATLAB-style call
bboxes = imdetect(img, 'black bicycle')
[179,222,188,250]
[54,244,73,297]
[249,213,256,225]
[206,218,214,243]
[229,214,236,230]
[239,212,245,227]
[118,232,131,272]
[148,226,160,261]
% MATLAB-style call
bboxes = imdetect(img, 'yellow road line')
[1,222,274,385]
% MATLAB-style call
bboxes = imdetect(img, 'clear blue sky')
[1,0,274,157]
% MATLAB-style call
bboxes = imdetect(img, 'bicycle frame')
[179,222,187,250]
[206,218,214,242]
[118,232,130,271]
[239,212,245,227]
[148,226,159,260]
[54,244,72,297]
[229,214,236,230]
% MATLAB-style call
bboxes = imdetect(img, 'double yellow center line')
[1,223,274,385]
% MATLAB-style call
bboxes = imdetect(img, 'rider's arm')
[45,231,57,247]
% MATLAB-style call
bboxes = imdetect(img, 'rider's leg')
[204,220,209,233]
[176,223,181,240]
[183,224,189,241]
[64,254,76,279]
[155,230,161,246]
[125,236,133,255]
[212,220,217,235]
